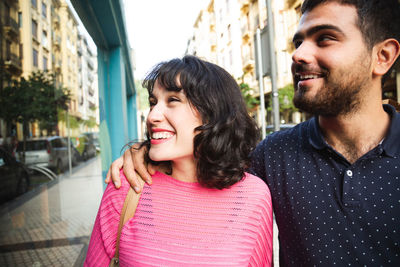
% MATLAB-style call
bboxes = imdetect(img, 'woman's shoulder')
[241,172,270,191]
[98,170,132,222]
[235,172,272,204]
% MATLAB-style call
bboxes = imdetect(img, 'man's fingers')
[136,163,152,185]
[123,147,145,192]
[105,167,111,184]
[110,157,123,189]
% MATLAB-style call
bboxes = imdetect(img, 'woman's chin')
[148,150,169,162]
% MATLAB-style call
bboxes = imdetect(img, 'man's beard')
[293,56,371,117]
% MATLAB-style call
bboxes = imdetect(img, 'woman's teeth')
[152,132,174,139]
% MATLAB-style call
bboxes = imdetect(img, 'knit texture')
[85,171,273,266]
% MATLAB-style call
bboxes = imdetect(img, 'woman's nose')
[147,104,164,124]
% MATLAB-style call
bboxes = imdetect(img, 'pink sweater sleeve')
[84,171,130,267]
[248,182,273,266]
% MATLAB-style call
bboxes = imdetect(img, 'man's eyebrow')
[292,24,344,42]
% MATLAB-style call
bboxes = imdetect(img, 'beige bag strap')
[113,174,145,263]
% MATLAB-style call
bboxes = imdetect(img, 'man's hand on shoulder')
[105,143,155,193]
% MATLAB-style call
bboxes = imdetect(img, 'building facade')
[0,0,23,137]
[0,0,99,140]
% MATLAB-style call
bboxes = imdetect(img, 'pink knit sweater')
[85,171,273,266]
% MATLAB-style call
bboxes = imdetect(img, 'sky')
[122,0,209,80]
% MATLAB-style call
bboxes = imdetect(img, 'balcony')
[52,14,60,28]
[5,0,19,7]
[77,46,83,55]
[241,25,251,43]
[240,0,250,14]
[89,100,96,110]
[88,86,95,96]
[88,72,95,82]
[3,17,19,40]
[53,59,61,72]
[52,35,61,50]
[285,0,299,8]
[242,53,255,73]
[87,57,94,70]
[4,53,22,75]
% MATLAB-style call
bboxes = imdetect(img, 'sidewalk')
[0,156,104,266]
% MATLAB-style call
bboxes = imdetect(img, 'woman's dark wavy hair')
[141,55,259,189]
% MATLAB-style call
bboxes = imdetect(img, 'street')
[0,156,103,266]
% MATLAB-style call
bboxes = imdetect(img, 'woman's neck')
[170,158,198,183]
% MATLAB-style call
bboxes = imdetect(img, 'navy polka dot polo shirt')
[251,104,400,266]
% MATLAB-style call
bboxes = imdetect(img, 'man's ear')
[372,38,400,76]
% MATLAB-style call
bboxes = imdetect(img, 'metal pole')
[67,109,72,176]
[256,28,266,139]
[266,0,280,132]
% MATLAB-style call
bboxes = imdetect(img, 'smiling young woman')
[84,56,273,266]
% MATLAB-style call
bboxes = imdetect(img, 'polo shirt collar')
[308,104,400,156]
[381,104,400,157]
[308,116,327,150]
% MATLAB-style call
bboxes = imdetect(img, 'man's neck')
[318,101,390,164]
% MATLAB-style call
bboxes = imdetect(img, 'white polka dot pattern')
[250,105,400,266]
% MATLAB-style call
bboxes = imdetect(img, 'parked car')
[0,147,30,204]
[62,137,81,166]
[15,136,69,173]
[76,134,97,160]
[82,132,100,153]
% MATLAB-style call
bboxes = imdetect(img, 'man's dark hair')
[301,0,400,83]
[141,55,260,190]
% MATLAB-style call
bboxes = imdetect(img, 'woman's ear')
[372,38,400,76]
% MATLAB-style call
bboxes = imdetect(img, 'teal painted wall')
[98,48,137,189]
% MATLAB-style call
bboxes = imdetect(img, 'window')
[31,0,37,9]
[43,56,48,70]
[33,49,38,67]
[18,12,22,27]
[42,3,47,18]
[19,44,23,59]
[42,30,48,47]
[6,41,11,60]
[32,20,38,39]
[5,3,10,22]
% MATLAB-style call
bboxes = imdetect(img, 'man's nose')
[292,41,314,65]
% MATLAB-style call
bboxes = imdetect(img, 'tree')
[135,80,149,110]
[0,71,70,159]
[267,84,298,123]
[239,82,259,112]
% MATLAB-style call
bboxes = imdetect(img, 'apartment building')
[0,0,22,138]
[77,33,99,133]
[187,0,301,124]
[1,0,99,139]
[0,0,22,86]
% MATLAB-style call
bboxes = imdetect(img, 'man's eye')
[293,40,302,49]
[317,35,335,44]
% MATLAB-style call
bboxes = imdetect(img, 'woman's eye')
[149,99,157,108]
[168,97,180,103]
